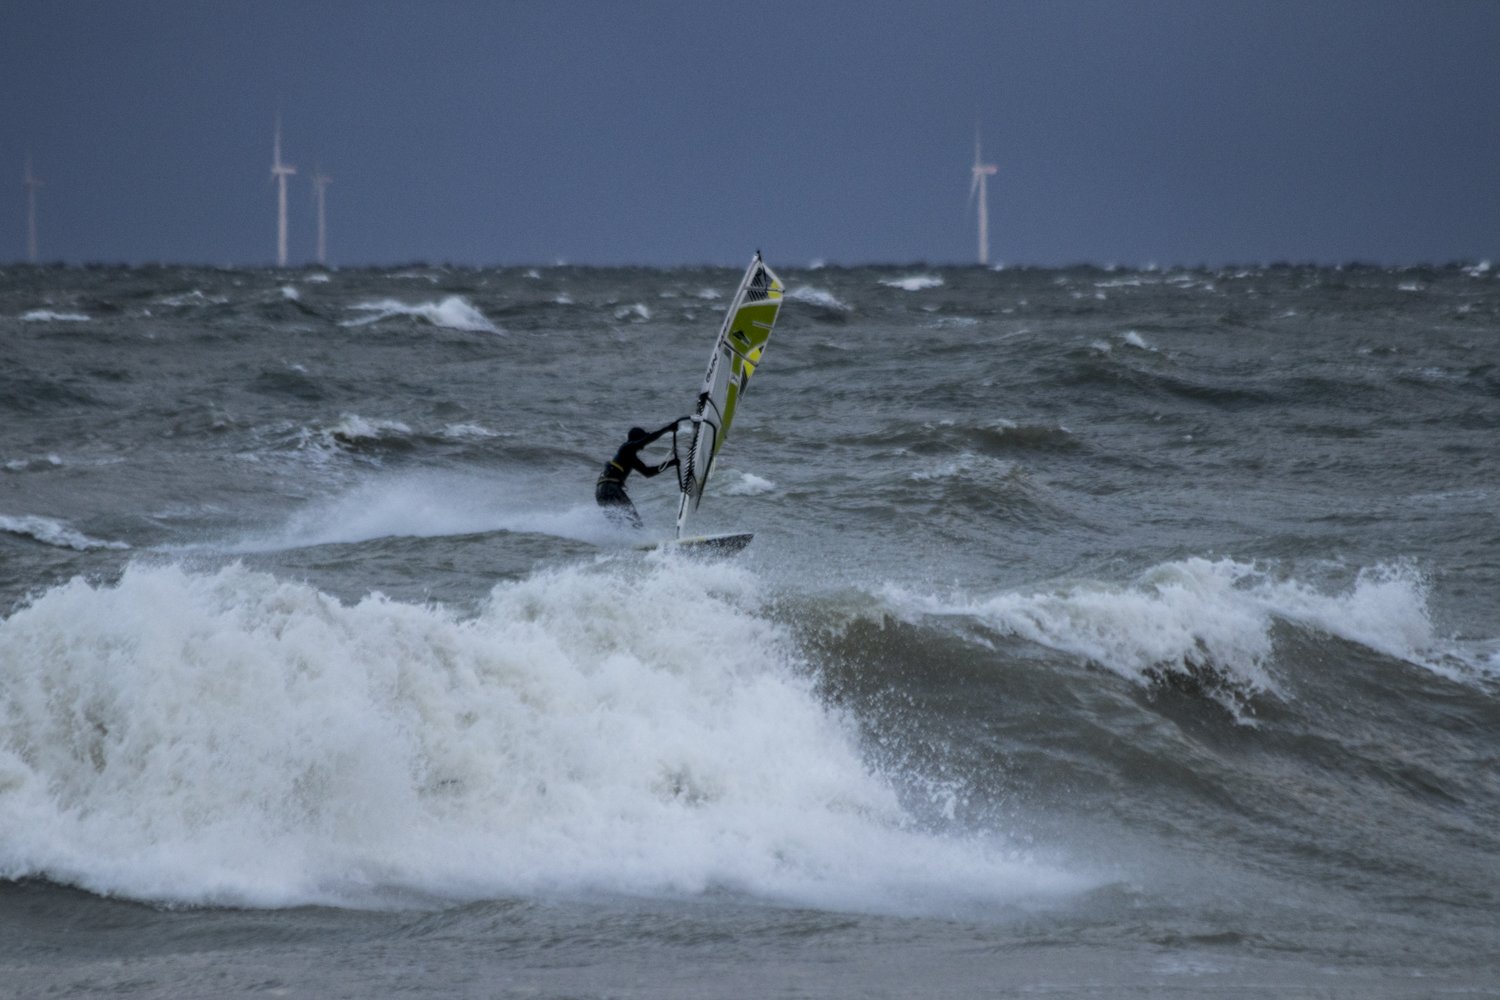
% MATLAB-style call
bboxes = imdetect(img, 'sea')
[1,260,1497,999]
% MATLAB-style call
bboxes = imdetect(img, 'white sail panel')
[675,253,785,539]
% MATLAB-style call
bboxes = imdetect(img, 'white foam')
[788,286,851,311]
[440,423,499,441]
[20,310,90,323]
[281,285,300,301]
[0,560,1089,913]
[613,303,651,322]
[719,471,776,496]
[3,454,63,473]
[926,315,980,329]
[908,452,1015,483]
[158,290,229,307]
[879,275,944,292]
[328,414,411,442]
[0,514,129,551]
[275,415,416,467]
[342,296,500,334]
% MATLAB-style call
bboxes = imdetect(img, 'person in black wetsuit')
[595,420,683,528]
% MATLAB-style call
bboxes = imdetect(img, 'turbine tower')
[968,127,998,266]
[22,153,42,263]
[312,162,332,265]
[271,115,296,266]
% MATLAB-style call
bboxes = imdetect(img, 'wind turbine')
[271,115,296,266]
[312,162,332,265]
[968,127,998,266]
[22,152,42,263]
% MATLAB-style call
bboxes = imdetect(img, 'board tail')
[674,252,784,539]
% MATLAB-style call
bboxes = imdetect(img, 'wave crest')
[880,558,1448,717]
[341,296,501,334]
[0,514,129,551]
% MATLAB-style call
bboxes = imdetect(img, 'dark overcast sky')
[3,0,1497,267]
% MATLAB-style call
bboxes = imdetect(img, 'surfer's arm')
[633,453,678,478]
[627,419,685,478]
[642,420,682,443]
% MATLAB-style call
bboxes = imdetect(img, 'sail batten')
[674,253,785,540]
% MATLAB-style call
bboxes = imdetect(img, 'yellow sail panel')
[719,297,782,451]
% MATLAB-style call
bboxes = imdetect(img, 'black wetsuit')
[595,422,678,528]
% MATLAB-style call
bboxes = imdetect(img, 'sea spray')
[220,469,610,553]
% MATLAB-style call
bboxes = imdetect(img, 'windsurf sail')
[674,252,785,539]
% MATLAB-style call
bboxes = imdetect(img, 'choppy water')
[2,261,1498,998]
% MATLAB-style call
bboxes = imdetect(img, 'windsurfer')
[595,420,684,528]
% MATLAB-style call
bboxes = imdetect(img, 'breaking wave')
[0,560,1089,913]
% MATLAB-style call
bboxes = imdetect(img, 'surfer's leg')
[596,482,644,529]
[602,498,643,529]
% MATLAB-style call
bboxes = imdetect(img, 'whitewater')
[1,262,1497,998]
